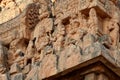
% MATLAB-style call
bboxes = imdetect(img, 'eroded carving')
[25,3,40,30]
[109,12,120,47]
[88,8,99,35]
[0,0,120,79]
[0,42,8,73]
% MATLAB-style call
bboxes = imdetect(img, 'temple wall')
[0,0,120,80]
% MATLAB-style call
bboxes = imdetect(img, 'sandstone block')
[0,74,9,80]
[10,63,21,74]
[79,0,113,18]
[22,64,31,74]
[59,44,81,71]
[12,73,23,80]
[26,66,39,80]
[84,42,108,56]
[0,0,120,80]
[83,34,96,49]
[39,54,57,79]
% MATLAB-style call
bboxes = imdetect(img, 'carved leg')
[32,57,35,65]
[24,57,27,66]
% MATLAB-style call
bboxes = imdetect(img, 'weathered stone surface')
[84,42,107,55]
[59,44,81,71]
[0,42,8,73]
[0,74,9,80]
[22,64,31,74]
[0,0,120,80]
[26,66,39,80]
[10,63,21,74]
[83,34,96,50]
[79,0,114,18]
[12,73,23,80]
[39,54,57,79]
[0,0,33,24]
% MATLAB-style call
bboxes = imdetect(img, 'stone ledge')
[79,0,114,18]
[44,52,120,80]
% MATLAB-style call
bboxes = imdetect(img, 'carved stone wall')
[0,0,120,80]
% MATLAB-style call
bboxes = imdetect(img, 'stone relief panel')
[0,0,120,80]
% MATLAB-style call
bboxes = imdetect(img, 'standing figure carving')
[109,12,120,48]
[88,8,99,35]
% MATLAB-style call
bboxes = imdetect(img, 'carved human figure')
[34,22,50,52]
[109,12,119,48]
[35,35,49,52]
[66,20,80,40]
[88,8,99,35]
[53,23,65,51]
[103,18,110,35]
[24,40,35,65]
[79,12,88,32]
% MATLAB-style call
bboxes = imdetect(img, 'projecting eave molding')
[44,52,120,80]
